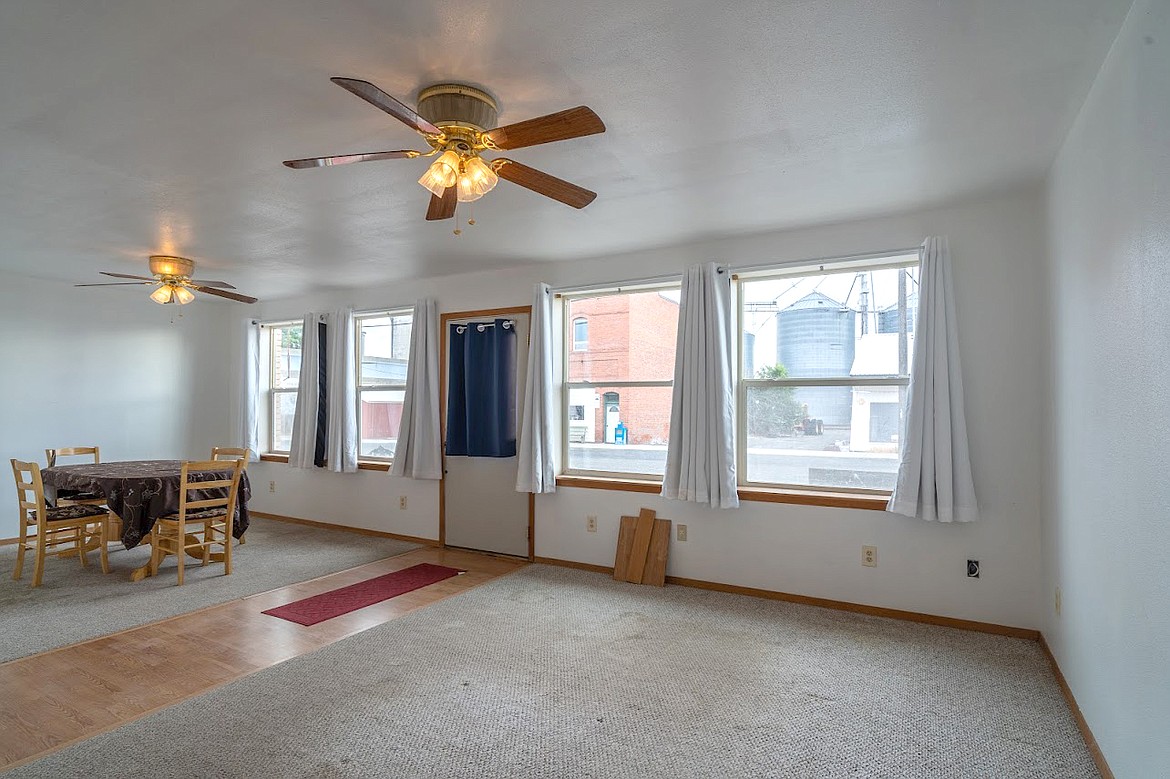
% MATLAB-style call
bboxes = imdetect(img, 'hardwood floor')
[0,547,526,770]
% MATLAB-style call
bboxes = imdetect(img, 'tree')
[747,364,805,437]
[280,326,302,350]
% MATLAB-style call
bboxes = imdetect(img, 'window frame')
[571,317,588,351]
[262,320,302,456]
[734,254,920,496]
[354,309,413,464]
[560,284,679,481]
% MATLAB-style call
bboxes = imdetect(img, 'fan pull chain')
[467,201,476,227]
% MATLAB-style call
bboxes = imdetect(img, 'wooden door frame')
[439,305,535,560]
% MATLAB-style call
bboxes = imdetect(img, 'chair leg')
[176,539,185,586]
[98,522,110,575]
[32,536,46,588]
[239,533,246,545]
[76,527,90,569]
[223,526,233,576]
[149,537,162,578]
[13,530,26,581]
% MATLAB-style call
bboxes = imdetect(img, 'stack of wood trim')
[613,508,671,587]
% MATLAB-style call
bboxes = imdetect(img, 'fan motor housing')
[417,84,498,134]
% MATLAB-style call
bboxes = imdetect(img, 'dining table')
[40,459,252,580]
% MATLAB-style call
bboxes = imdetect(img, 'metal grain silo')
[778,292,856,426]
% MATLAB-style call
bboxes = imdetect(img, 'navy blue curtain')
[314,320,328,467]
[446,319,517,457]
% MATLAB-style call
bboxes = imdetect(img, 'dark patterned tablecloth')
[41,460,251,549]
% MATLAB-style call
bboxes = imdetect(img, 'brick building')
[567,291,678,445]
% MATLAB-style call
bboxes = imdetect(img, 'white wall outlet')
[399,496,407,510]
[1055,586,1062,616]
[862,545,877,567]
[586,515,597,533]
[268,480,276,494]
[677,524,688,542]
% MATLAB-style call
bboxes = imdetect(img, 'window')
[356,311,412,460]
[737,254,919,493]
[572,317,588,351]
[263,322,303,454]
[562,287,679,478]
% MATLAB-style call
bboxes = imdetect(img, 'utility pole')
[897,268,908,375]
[859,272,869,335]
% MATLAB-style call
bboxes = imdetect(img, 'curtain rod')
[549,246,920,295]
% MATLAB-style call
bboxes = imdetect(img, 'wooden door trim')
[439,305,535,560]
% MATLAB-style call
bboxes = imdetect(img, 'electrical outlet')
[1055,586,1062,616]
[677,524,688,542]
[586,515,597,533]
[862,545,877,567]
[967,559,980,578]
[268,480,276,494]
[399,496,407,510]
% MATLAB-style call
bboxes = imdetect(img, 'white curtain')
[391,299,443,479]
[288,313,323,469]
[324,308,358,473]
[661,262,739,508]
[516,283,556,493]
[240,319,260,461]
[888,236,978,522]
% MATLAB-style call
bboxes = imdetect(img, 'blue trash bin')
[614,422,628,445]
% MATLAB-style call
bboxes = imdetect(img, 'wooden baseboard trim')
[532,556,613,575]
[532,556,1037,640]
[1039,634,1113,778]
[250,511,440,547]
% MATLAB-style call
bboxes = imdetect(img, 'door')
[442,309,530,557]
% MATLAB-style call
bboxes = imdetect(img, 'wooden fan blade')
[483,107,605,151]
[425,185,457,221]
[100,271,155,281]
[193,286,258,304]
[283,150,422,169]
[492,159,597,209]
[75,282,153,287]
[330,78,442,136]
[189,279,236,289]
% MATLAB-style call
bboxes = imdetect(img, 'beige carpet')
[0,517,419,662]
[6,565,1097,778]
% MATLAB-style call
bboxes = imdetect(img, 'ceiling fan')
[76,255,258,305]
[283,78,605,221]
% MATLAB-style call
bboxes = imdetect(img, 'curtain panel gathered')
[288,309,359,473]
[516,284,556,493]
[887,236,978,522]
[240,319,261,461]
[446,318,517,458]
[661,262,739,508]
[392,299,443,480]
[324,308,358,473]
[288,313,324,469]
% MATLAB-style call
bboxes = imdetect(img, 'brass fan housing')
[149,255,194,279]
[417,83,498,133]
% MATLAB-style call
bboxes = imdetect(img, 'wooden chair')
[45,444,122,543]
[210,448,250,543]
[11,459,110,587]
[150,459,244,586]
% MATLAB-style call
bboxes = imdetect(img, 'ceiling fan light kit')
[77,256,258,306]
[283,77,606,222]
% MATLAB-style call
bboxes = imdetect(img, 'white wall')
[1043,1,1170,775]
[245,186,1048,629]
[0,271,234,538]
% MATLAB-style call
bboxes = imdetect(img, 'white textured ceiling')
[0,0,1131,299]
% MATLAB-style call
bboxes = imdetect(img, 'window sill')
[258,453,391,472]
[554,475,889,511]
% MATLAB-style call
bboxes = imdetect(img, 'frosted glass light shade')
[173,285,195,305]
[456,156,498,203]
[150,285,175,304]
[417,150,460,197]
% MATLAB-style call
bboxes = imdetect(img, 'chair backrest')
[45,446,100,468]
[210,447,250,463]
[176,459,245,522]
[10,459,47,532]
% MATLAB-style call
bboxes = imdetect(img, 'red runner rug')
[262,563,463,626]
